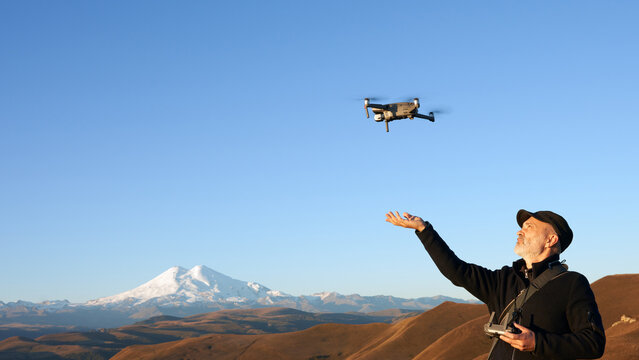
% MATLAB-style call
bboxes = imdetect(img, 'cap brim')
[517,209,534,227]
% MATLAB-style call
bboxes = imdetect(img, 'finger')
[499,335,513,343]
[500,331,523,341]
[394,211,402,220]
[500,335,522,348]
[513,323,527,331]
[503,339,521,350]
[386,211,401,224]
[403,212,411,219]
[499,332,515,340]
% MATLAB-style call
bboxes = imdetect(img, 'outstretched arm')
[385,210,500,306]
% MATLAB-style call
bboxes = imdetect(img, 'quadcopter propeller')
[429,107,451,115]
[388,96,421,102]
[353,96,384,101]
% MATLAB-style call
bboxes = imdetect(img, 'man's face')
[515,217,555,260]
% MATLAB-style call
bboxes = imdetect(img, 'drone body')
[365,98,435,132]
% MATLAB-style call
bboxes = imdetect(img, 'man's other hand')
[385,211,427,232]
[499,323,536,352]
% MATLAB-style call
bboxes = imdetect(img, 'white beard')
[515,237,538,259]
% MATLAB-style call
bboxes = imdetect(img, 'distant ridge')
[105,273,639,360]
[82,265,474,312]
[0,265,476,334]
[108,302,490,360]
[0,307,421,359]
[1,273,637,359]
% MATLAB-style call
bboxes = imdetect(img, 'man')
[386,209,605,360]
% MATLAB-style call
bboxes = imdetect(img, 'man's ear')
[547,233,559,248]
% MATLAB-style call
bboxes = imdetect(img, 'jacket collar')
[513,254,561,281]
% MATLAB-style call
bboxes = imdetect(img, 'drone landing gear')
[385,120,389,132]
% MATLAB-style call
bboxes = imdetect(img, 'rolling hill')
[1,273,637,360]
[0,307,418,360]
[0,265,473,337]
[108,273,639,360]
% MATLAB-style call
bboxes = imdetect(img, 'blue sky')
[1,1,638,303]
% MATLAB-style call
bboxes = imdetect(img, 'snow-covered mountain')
[1,265,477,331]
[80,265,474,313]
[86,265,288,307]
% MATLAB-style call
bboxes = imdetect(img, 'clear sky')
[1,1,638,303]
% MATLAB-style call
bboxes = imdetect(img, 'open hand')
[500,323,536,352]
[385,211,427,232]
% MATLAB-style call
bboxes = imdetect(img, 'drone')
[364,97,435,132]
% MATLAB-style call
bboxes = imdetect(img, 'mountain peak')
[186,265,212,286]
[86,266,272,307]
[6,265,479,316]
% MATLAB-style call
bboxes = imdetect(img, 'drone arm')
[367,103,388,109]
[413,112,435,122]
[365,103,389,119]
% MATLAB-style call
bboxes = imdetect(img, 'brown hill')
[600,316,639,360]
[111,302,487,360]
[347,302,486,359]
[591,274,639,328]
[110,273,639,360]
[0,336,88,360]
[2,273,638,360]
[0,307,412,360]
[413,314,492,360]
[0,323,85,342]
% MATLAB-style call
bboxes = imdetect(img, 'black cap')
[516,209,573,253]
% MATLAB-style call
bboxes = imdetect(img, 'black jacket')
[416,223,605,360]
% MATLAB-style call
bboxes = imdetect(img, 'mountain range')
[1,273,637,360]
[86,265,473,312]
[0,265,474,337]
